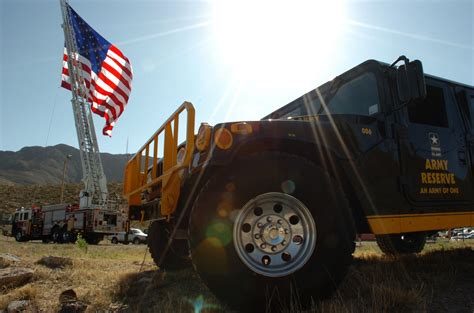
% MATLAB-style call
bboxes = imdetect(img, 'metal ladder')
[60,0,109,209]
[74,98,108,206]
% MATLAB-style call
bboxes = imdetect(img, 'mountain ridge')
[0,144,131,185]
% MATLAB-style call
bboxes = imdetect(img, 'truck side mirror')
[408,60,427,100]
[396,59,427,102]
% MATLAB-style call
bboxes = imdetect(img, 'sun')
[212,0,346,85]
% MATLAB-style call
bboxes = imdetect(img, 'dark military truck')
[123,56,474,310]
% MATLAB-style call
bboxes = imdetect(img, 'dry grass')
[1,234,472,312]
[0,234,153,311]
[1,184,472,311]
[114,268,224,312]
[0,284,38,309]
[312,241,474,313]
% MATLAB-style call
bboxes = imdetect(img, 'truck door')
[12,212,19,234]
[463,91,474,178]
[398,79,474,209]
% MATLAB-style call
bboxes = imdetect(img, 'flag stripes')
[60,4,132,137]
[61,45,132,136]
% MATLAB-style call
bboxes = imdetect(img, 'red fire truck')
[11,203,127,244]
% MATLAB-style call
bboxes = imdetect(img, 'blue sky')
[0,0,472,154]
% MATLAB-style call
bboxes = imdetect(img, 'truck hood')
[212,114,385,162]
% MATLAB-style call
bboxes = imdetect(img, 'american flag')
[61,3,132,136]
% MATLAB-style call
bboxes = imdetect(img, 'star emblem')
[429,132,440,147]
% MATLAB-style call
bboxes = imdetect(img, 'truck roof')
[264,58,473,120]
[373,59,473,90]
[424,73,474,90]
[341,59,473,90]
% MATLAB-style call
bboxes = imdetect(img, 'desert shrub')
[75,233,88,253]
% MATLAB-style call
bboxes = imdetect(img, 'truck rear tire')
[188,152,355,310]
[15,231,23,242]
[111,237,118,244]
[148,220,191,270]
[376,232,426,255]
[52,226,63,243]
[62,226,73,243]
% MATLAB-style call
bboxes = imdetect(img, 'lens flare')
[225,182,236,192]
[192,295,204,313]
[281,180,296,194]
[217,198,234,218]
[205,220,233,246]
[186,294,222,313]
[193,237,228,274]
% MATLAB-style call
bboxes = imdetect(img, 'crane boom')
[60,0,109,208]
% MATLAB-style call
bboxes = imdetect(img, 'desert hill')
[0,144,130,185]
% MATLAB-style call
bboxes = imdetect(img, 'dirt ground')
[0,234,473,312]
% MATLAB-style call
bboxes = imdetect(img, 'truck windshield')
[319,72,380,116]
[269,72,380,119]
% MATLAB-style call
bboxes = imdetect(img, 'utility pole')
[60,154,73,203]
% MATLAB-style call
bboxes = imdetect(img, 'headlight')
[214,127,233,150]
[196,123,212,151]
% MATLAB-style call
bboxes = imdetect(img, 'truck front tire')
[14,231,23,242]
[188,153,355,310]
[148,220,191,270]
[376,232,426,255]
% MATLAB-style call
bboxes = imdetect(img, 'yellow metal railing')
[124,102,195,216]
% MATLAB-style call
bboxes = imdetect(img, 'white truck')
[108,228,148,245]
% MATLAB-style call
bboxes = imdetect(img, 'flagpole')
[59,0,109,208]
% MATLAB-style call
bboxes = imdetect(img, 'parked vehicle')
[109,228,147,244]
[11,205,127,244]
[123,56,474,309]
[451,233,474,240]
